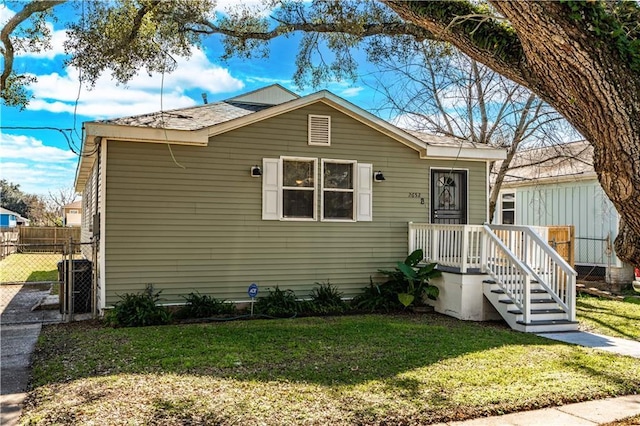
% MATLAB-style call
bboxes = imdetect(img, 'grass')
[22,314,640,425]
[0,253,61,283]
[577,294,640,341]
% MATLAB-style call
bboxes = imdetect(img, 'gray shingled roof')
[407,130,497,150]
[498,140,594,183]
[100,101,274,131]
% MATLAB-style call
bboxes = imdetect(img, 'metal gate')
[0,239,98,320]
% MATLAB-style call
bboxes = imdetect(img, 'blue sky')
[0,1,384,196]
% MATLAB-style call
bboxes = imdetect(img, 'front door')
[431,170,467,224]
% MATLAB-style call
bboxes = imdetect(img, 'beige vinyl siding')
[104,103,487,305]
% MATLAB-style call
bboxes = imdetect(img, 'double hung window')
[282,159,316,219]
[262,157,372,222]
[322,160,355,221]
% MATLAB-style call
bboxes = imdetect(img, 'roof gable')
[226,84,299,105]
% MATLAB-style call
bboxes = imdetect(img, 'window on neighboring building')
[282,158,317,220]
[322,160,355,221]
[500,192,516,224]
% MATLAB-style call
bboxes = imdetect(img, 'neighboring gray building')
[496,140,633,286]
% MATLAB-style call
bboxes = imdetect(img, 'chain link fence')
[0,240,97,320]
[575,236,612,281]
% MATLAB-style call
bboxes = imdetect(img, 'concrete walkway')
[1,283,61,426]
[1,284,640,425]
[540,331,640,358]
[435,394,640,425]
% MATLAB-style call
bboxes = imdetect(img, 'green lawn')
[577,294,640,341]
[0,253,61,283]
[23,314,640,425]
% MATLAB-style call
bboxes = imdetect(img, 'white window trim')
[308,114,331,146]
[281,156,318,222]
[499,190,516,225]
[321,159,357,222]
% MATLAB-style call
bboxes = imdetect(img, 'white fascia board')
[85,122,209,146]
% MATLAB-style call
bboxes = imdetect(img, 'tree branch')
[384,1,530,88]
[1,0,66,94]
[187,19,435,42]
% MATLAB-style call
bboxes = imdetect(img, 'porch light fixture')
[374,171,386,182]
[251,165,262,177]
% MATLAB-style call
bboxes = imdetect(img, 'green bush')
[105,284,172,327]
[351,277,404,313]
[305,282,348,315]
[378,249,440,307]
[255,286,299,317]
[175,292,237,319]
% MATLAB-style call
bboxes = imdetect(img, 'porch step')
[514,319,579,333]
[491,288,548,295]
[498,298,555,305]
[483,281,577,333]
[508,308,566,315]
[508,308,568,321]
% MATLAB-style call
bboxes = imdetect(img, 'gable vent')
[308,115,331,146]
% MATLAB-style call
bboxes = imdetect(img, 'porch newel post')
[568,273,576,322]
[480,224,488,273]
[408,222,415,255]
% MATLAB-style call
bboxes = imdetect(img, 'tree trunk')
[389,1,640,265]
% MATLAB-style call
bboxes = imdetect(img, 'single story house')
[0,207,28,228]
[0,207,19,228]
[76,85,577,332]
[495,140,634,287]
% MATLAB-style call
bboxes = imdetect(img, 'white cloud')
[0,4,15,26]
[338,87,364,98]
[26,47,244,118]
[0,134,77,195]
[0,133,76,162]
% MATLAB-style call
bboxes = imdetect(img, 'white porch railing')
[408,223,577,323]
[485,224,577,321]
[408,223,485,273]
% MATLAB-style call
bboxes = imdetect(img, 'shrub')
[306,282,348,315]
[175,292,237,319]
[351,277,404,313]
[105,284,171,327]
[378,249,440,307]
[255,286,298,317]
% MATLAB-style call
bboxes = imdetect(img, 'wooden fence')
[19,227,81,246]
[547,225,575,268]
[0,229,20,259]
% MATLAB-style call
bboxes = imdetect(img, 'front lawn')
[0,253,60,283]
[577,294,640,341]
[23,314,640,425]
